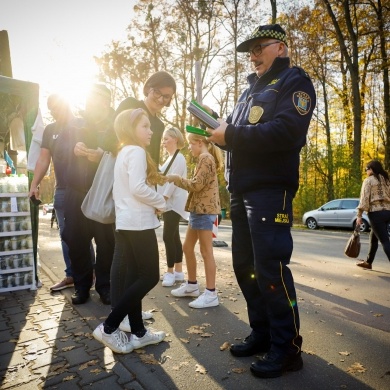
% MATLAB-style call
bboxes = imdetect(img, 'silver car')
[302,198,370,232]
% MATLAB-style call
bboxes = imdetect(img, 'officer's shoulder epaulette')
[292,66,311,80]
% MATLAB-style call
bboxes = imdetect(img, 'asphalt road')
[38,213,390,390]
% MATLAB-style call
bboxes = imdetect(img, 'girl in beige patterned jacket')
[167,133,223,309]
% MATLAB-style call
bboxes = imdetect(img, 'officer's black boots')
[250,335,304,378]
[230,333,271,357]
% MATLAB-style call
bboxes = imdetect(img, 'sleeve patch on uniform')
[293,92,311,115]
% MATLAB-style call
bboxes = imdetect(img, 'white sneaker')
[171,282,200,297]
[189,290,219,309]
[162,272,175,287]
[119,311,154,332]
[142,310,154,320]
[119,316,131,332]
[131,329,166,349]
[174,271,185,281]
[93,323,133,354]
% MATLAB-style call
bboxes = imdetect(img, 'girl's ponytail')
[207,142,224,172]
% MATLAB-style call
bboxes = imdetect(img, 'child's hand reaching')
[166,174,181,184]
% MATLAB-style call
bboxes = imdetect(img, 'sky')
[0,0,137,117]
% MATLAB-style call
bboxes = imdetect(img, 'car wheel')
[306,217,318,230]
[355,220,369,232]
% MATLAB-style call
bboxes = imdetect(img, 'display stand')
[0,176,36,291]
[0,76,40,288]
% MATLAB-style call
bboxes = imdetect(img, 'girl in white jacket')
[93,108,166,353]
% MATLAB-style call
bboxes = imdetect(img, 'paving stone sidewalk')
[0,269,171,389]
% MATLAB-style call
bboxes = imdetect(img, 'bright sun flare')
[36,43,101,115]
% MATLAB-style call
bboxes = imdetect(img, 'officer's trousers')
[62,187,114,295]
[230,189,301,354]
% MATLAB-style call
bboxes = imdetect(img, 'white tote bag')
[81,152,116,224]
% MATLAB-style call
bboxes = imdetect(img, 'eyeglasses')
[151,88,173,102]
[246,41,281,58]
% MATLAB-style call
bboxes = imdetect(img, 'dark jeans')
[162,210,183,268]
[368,210,390,262]
[53,189,71,277]
[107,229,160,333]
[231,189,301,354]
[366,228,378,264]
[62,187,114,295]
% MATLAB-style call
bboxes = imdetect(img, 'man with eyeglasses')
[207,24,316,378]
[116,71,176,165]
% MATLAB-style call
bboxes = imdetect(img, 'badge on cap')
[293,92,311,115]
[248,106,264,124]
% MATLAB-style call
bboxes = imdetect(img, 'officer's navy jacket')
[225,57,316,197]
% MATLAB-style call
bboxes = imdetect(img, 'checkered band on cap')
[236,23,288,52]
[251,28,287,44]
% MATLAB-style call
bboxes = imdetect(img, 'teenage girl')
[158,127,189,287]
[93,108,166,353]
[167,132,223,308]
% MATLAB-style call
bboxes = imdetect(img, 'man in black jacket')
[208,24,316,378]
[62,84,117,305]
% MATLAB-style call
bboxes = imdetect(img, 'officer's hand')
[74,142,89,157]
[207,119,227,146]
[86,147,104,163]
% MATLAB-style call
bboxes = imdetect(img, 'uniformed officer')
[208,24,316,378]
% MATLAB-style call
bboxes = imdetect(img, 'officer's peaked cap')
[236,23,288,52]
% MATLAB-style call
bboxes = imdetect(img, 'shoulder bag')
[162,149,180,175]
[81,151,116,224]
[344,226,361,258]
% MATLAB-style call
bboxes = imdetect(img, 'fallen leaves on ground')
[373,313,383,317]
[231,367,246,374]
[61,346,75,352]
[347,362,366,373]
[173,361,189,370]
[187,326,203,335]
[48,362,69,377]
[63,375,76,381]
[339,351,351,356]
[186,324,213,338]
[79,360,99,370]
[195,364,207,374]
[180,338,190,344]
[220,342,230,351]
[139,353,159,365]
